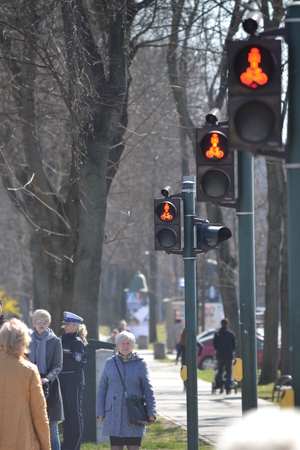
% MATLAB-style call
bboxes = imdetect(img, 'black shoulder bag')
[114,357,154,426]
[42,376,59,409]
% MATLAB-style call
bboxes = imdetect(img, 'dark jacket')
[0,314,6,328]
[59,332,86,389]
[29,331,64,422]
[213,326,236,360]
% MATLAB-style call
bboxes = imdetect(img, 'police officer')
[59,312,88,450]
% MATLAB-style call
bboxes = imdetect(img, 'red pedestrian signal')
[228,39,282,153]
[240,47,268,88]
[196,127,235,204]
[205,133,225,159]
[159,202,174,221]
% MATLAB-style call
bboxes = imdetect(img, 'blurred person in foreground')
[213,318,236,394]
[28,309,64,450]
[96,330,156,450]
[0,318,50,449]
[59,311,88,450]
[219,407,300,450]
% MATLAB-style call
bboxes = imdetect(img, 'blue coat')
[96,353,157,437]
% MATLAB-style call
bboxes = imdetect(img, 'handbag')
[114,358,154,426]
[42,377,59,408]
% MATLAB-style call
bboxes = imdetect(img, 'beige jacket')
[0,352,51,449]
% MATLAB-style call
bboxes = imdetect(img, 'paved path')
[140,349,278,446]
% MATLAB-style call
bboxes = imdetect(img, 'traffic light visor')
[234,44,274,90]
[196,223,232,252]
[203,225,232,247]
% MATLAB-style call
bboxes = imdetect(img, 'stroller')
[211,356,238,394]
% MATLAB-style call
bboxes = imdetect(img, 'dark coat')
[0,314,6,328]
[96,353,157,437]
[59,332,86,388]
[29,332,64,422]
[213,326,236,360]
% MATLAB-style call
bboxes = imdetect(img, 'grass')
[197,369,278,403]
[80,417,212,449]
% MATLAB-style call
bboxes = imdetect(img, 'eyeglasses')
[35,319,49,325]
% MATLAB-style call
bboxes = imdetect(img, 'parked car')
[197,329,281,370]
[197,330,216,370]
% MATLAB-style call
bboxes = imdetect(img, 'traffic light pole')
[182,175,199,450]
[286,2,300,407]
[237,151,258,412]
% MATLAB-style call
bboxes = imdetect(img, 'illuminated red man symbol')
[205,133,224,159]
[161,203,173,221]
[240,47,268,89]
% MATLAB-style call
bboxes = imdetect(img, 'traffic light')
[154,197,181,252]
[228,38,282,153]
[196,220,232,253]
[196,127,235,203]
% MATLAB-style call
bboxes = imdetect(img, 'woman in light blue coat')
[96,331,156,450]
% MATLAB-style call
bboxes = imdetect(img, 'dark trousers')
[217,359,232,392]
[61,386,83,450]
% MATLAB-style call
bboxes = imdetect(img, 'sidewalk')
[140,349,278,446]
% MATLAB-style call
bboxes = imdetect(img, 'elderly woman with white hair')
[96,330,157,450]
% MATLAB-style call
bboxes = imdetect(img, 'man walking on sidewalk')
[213,318,236,394]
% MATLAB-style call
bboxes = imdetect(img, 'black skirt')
[110,436,142,446]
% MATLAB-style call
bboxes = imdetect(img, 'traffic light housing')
[196,127,235,203]
[154,198,181,252]
[196,221,232,253]
[228,38,282,153]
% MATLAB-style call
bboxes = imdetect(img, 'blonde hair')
[79,323,88,345]
[32,309,51,326]
[0,318,31,357]
[71,322,88,345]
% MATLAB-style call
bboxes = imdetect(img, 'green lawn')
[197,369,278,403]
[81,417,211,449]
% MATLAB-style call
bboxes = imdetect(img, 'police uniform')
[59,312,86,450]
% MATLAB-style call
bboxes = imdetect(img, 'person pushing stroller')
[213,318,236,394]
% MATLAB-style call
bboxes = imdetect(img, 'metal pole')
[286,2,300,406]
[182,175,199,449]
[237,151,258,411]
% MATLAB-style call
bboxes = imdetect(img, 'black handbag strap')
[114,357,128,398]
